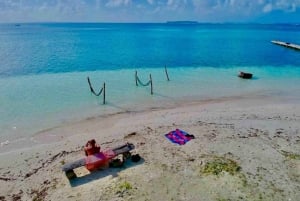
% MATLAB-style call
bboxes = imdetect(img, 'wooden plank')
[62,158,86,172]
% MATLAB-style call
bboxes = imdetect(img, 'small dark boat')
[238,71,253,79]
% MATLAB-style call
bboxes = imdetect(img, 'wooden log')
[62,158,86,172]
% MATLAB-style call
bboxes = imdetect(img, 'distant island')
[166,21,199,24]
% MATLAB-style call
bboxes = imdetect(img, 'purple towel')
[165,129,194,145]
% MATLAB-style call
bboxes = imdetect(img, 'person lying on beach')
[84,139,100,156]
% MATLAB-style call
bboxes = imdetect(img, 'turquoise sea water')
[0,23,300,144]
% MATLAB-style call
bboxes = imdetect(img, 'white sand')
[0,96,299,201]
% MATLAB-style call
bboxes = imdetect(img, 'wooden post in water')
[87,76,93,93]
[103,82,106,104]
[135,71,138,86]
[165,65,170,81]
[150,74,153,95]
[87,76,91,87]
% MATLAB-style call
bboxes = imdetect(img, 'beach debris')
[30,186,48,201]
[0,176,17,181]
[12,193,22,201]
[0,140,9,147]
[204,132,217,141]
[124,132,137,139]
[24,149,79,179]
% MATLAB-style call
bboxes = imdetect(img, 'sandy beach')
[0,96,300,201]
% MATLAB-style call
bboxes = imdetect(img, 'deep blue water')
[1,23,300,77]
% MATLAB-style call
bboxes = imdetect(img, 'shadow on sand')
[68,158,144,187]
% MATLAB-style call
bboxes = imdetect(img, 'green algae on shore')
[201,156,241,176]
[281,150,300,160]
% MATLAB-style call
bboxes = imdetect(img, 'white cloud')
[263,3,273,12]
[0,0,300,22]
[166,0,188,11]
[147,0,154,5]
[167,0,173,6]
[192,0,300,15]
[261,0,300,13]
[105,0,123,7]
[105,0,131,8]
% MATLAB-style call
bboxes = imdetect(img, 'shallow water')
[0,23,300,143]
[0,66,299,142]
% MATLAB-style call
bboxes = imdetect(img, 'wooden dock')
[271,40,300,50]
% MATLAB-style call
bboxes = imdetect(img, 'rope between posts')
[87,77,104,96]
[92,87,103,96]
[136,75,151,86]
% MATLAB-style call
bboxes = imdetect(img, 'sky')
[0,0,300,23]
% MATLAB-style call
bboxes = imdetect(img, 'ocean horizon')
[0,23,300,147]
